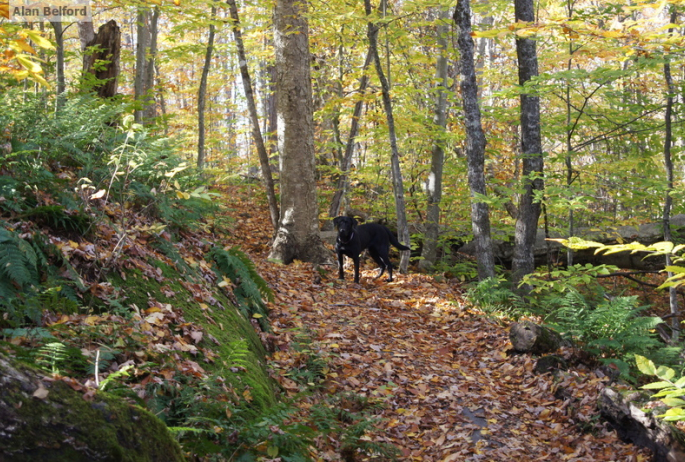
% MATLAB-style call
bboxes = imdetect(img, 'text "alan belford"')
[10,1,92,22]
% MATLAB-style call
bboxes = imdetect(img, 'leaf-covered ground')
[225,184,651,461]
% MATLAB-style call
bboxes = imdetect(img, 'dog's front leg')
[337,252,345,280]
[353,257,361,283]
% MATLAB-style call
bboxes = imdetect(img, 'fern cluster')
[546,289,664,376]
[0,226,83,328]
[207,246,273,331]
[0,227,40,294]
[466,277,531,319]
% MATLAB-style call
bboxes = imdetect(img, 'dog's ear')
[352,217,359,227]
[333,217,342,228]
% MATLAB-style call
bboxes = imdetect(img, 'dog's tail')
[388,229,410,251]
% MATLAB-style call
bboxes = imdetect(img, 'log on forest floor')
[459,214,685,270]
[509,320,567,355]
[599,388,685,462]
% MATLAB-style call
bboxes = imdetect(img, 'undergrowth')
[467,269,681,381]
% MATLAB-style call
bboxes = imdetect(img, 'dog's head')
[333,216,357,241]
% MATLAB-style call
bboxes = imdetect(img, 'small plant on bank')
[208,246,274,331]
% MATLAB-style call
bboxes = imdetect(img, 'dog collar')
[340,231,355,244]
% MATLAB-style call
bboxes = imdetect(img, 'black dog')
[333,216,410,283]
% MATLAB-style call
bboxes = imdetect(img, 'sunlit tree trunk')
[364,0,411,274]
[51,21,65,111]
[419,8,450,271]
[197,5,216,169]
[269,0,328,264]
[455,0,495,280]
[511,0,544,289]
[663,8,679,342]
[134,7,158,124]
[227,0,279,230]
[77,21,94,52]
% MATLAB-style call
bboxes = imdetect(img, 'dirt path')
[226,185,649,461]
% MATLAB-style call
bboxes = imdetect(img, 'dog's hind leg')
[369,248,389,280]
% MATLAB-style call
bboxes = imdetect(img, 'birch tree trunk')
[419,8,450,271]
[227,0,279,231]
[269,0,328,264]
[364,0,411,273]
[511,0,544,288]
[454,0,496,280]
[197,5,216,169]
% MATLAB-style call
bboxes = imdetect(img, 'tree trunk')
[77,21,94,52]
[227,0,280,231]
[82,20,121,99]
[454,0,496,280]
[327,47,372,220]
[266,63,278,156]
[419,8,450,272]
[663,8,679,342]
[143,6,159,121]
[364,0,411,273]
[51,21,65,111]
[269,0,328,265]
[197,5,217,170]
[511,0,544,289]
[134,7,158,124]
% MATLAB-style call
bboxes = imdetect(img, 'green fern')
[546,289,663,377]
[225,339,250,370]
[34,342,68,375]
[207,246,273,331]
[0,227,39,289]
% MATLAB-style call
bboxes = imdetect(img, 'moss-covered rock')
[0,352,184,462]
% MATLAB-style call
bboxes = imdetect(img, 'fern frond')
[34,342,68,374]
[0,237,37,287]
[224,246,273,302]
[207,246,272,331]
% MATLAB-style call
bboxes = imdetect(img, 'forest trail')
[224,184,650,461]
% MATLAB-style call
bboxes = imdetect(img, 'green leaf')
[642,381,673,390]
[660,398,685,407]
[659,407,685,421]
[635,355,657,376]
[657,365,676,381]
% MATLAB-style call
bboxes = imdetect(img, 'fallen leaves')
[220,184,652,460]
